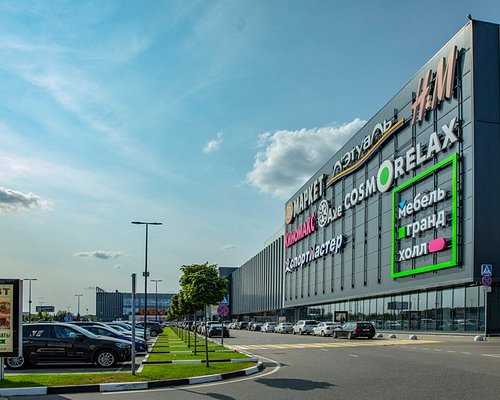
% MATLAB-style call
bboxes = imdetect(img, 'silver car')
[275,322,293,334]
[293,320,319,335]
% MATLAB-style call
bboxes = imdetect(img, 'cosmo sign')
[285,45,461,279]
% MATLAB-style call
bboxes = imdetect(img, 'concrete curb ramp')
[0,362,263,397]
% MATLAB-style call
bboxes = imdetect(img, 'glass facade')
[305,285,484,332]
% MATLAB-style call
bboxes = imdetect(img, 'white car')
[312,322,340,337]
[261,322,277,332]
[293,320,319,335]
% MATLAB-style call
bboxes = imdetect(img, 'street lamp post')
[132,221,162,339]
[150,279,162,322]
[25,278,37,322]
[75,294,83,320]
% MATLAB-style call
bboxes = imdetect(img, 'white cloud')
[203,131,224,153]
[74,251,124,260]
[221,244,236,251]
[0,187,49,213]
[113,264,122,270]
[246,119,366,198]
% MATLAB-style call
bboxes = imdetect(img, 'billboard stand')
[0,279,23,378]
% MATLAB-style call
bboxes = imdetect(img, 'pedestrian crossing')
[226,339,441,351]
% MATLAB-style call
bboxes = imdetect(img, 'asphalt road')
[10,329,500,400]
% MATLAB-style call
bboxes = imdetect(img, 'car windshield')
[305,320,317,325]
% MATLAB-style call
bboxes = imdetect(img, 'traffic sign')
[481,264,493,276]
[220,295,230,305]
[217,304,229,317]
[483,286,492,293]
[482,275,493,287]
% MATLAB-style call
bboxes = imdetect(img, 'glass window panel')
[465,286,480,332]
[452,287,465,332]
[441,289,453,331]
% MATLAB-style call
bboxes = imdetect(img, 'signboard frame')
[0,279,22,357]
[391,153,458,278]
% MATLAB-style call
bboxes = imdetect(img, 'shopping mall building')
[229,19,500,334]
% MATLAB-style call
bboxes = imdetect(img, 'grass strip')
[0,327,254,389]
[0,363,256,388]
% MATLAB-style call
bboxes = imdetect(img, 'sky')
[1,0,499,315]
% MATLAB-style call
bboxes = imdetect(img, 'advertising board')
[0,279,22,357]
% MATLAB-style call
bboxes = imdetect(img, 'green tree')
[179,262,228,366]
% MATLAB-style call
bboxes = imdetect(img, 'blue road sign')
[220,295,230,305]
[481,264,493,276]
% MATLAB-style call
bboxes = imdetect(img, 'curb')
[0,361,264,397]
[143,357,258,365]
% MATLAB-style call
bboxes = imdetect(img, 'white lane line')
[461,352,471,355]
[104,353,282,395]
[320,349,329,352]
[421,348,430,350]
[482,354,500,358]
[349,354,359,358]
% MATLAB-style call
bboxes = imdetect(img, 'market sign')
[0,279,22,357]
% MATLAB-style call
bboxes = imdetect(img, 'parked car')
[237,321,249,330]
[312,322,340,337]
[250,322,264,331]
[275,322,294,334]
[200,321,219,335]
[293,320,318,335]
[333,321,376,339]
[75,323,148,352]
[261,322,277,333]
[136,322,163,337]
[107,322,149,339]
[207,324,230,338]
[5,323,131,370]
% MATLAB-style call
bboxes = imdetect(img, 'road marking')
[349,354,359,358]
[461,352,471,355]
[226,339,441,352]
[320,349,328,352]
[481,354,500,358]
[447,350,456,353]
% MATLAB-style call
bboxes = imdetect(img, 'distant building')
[95,287,175,321]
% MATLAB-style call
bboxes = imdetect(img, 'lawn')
[0,328,256,389]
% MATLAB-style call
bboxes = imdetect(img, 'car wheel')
[5,353,29,370]
[368,335,374,339]
[293,330,296,335]
[321,331,325,337]
[150,330,157,337]
[95,349,117,368]
[333,331,338,339]
[348,332,353,340]
[300,329,303,335]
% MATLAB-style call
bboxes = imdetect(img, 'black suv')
[333,322,376,339]
[5,323,132,369]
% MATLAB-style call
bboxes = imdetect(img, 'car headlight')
[115,342,131,349]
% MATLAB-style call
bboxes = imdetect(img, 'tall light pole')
[132,221,162,339]
[75,294,83,320]
[24,278,37,323]
[151,279,162,322]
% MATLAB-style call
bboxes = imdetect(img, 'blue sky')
[1,0,499,314]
